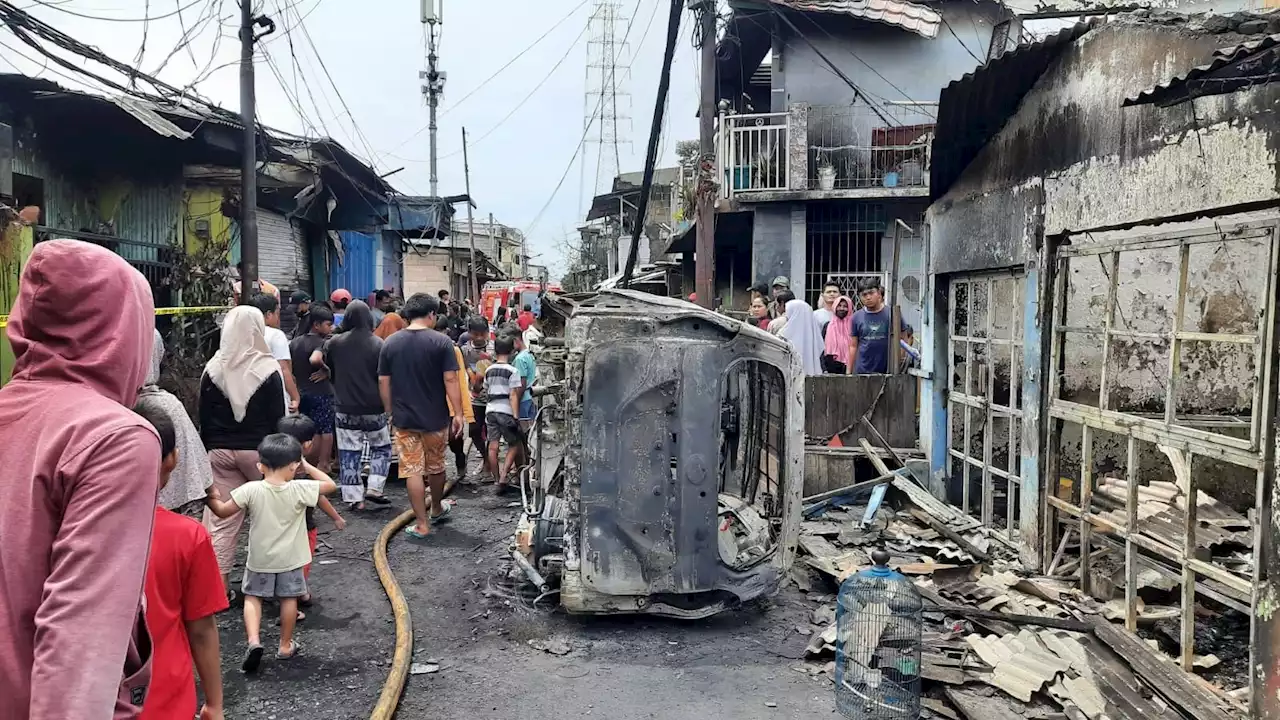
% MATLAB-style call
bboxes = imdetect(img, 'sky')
[0,0,701,279]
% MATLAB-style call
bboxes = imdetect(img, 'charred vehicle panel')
[515,291,804,618]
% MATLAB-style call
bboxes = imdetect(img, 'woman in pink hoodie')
[0,239,160,720]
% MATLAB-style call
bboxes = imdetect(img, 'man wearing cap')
[771,276,791,301]
[289,291,312,340]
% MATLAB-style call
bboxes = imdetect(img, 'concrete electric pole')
[693,0,716,309]
[238,2,274,303]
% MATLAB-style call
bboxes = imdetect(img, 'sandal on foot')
[276,641,301,660]
[242,644,264,673]
[365,492,392,505]
[347,501,365,512]
[403,526,430,540]
[274,609,306,624]
[430,501,455,524]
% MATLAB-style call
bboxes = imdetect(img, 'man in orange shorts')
[377,293,465,539]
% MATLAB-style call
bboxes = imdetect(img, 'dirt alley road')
[217,463,837,720]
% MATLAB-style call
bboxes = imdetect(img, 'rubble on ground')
[792,471,1249,720]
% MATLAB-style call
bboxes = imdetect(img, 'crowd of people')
[0,238,542,720]
[744,275,915,376]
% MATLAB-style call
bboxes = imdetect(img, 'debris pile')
[1090,475,1253,581]
[791,472,1247,720]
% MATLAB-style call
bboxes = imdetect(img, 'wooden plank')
[803,374,917,447]
[1080,424,1094,597]
[1089,616,1234,720]
[1165,244,1187,428]
[1125,436,1139,632]
[1180,451,1197,672]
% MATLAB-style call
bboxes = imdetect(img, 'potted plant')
[817,152,837,191]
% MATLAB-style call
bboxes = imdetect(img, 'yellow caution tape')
[0,305,229,328]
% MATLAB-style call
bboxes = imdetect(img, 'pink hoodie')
[0,240,160,720]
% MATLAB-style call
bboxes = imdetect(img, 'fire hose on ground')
[369,509,415,720]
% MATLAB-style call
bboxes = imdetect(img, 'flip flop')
[275,610,306,624]
[430,501,455,525]
[242,644,264,673]
[403,526,430,541]
[276,641,301,660]
[364,493,392,505]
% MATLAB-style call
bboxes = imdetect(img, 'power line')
[619,0,682,288]
[941,17,984,64]
[790,11,936,120]
[386,0,593,155]
[25,0,209,23]
[281,0,384,171]
[529,0,645,238]
[433,19,590,161]
[768,6,896,127]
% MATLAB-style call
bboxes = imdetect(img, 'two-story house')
[670,0,1014,328]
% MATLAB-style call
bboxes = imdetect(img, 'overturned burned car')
[513,290,804,618]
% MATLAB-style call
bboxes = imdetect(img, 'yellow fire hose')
[369,478,462,719]
[370,509,416,720]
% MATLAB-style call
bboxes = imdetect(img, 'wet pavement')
[215,460,837,719]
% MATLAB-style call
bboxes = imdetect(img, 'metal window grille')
[35,226,176,307]
[808,103,934,191]
[947,273,1025,537]
[806,202,885,308]
[1043,219,1278,672]
[719,112,790,198]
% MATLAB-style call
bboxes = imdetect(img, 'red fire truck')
[479,280,561,321]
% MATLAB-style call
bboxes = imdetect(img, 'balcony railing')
[808,102,935,191]
[715,102,935,199]
[718,111,790,199]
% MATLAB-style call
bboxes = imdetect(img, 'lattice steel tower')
[581,0,632,211]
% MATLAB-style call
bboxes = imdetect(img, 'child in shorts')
[205,433,338,673]
[483,335,525,493]
[133,401,228,720]
[277,414,346,611]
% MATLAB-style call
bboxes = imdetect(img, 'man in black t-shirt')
[289,305,335,471]
[319,300,391,510]
[378,293,465,539]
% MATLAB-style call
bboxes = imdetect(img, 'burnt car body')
[515,291,804,619]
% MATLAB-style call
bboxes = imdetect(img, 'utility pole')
[421,0,444,197]
[693,0,716,309]
[239,2,275,303]
[462,127,478,304]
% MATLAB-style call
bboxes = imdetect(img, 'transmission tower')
[580,0,632,213]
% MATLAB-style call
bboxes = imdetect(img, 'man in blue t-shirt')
[512,334,537,423]
[850,279,912,375]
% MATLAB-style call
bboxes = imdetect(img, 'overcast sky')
[3,0,700,278]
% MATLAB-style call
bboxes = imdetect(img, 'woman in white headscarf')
[199,305,287,589]
[780,297,824,376]
[134,330,215,517]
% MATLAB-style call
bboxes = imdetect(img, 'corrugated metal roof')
[1123,33,1280,107]
[109,95,192,139]
[766,0,941,38]
[930,20,1096,200]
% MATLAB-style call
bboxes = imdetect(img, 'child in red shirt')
[134,402,229,720]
